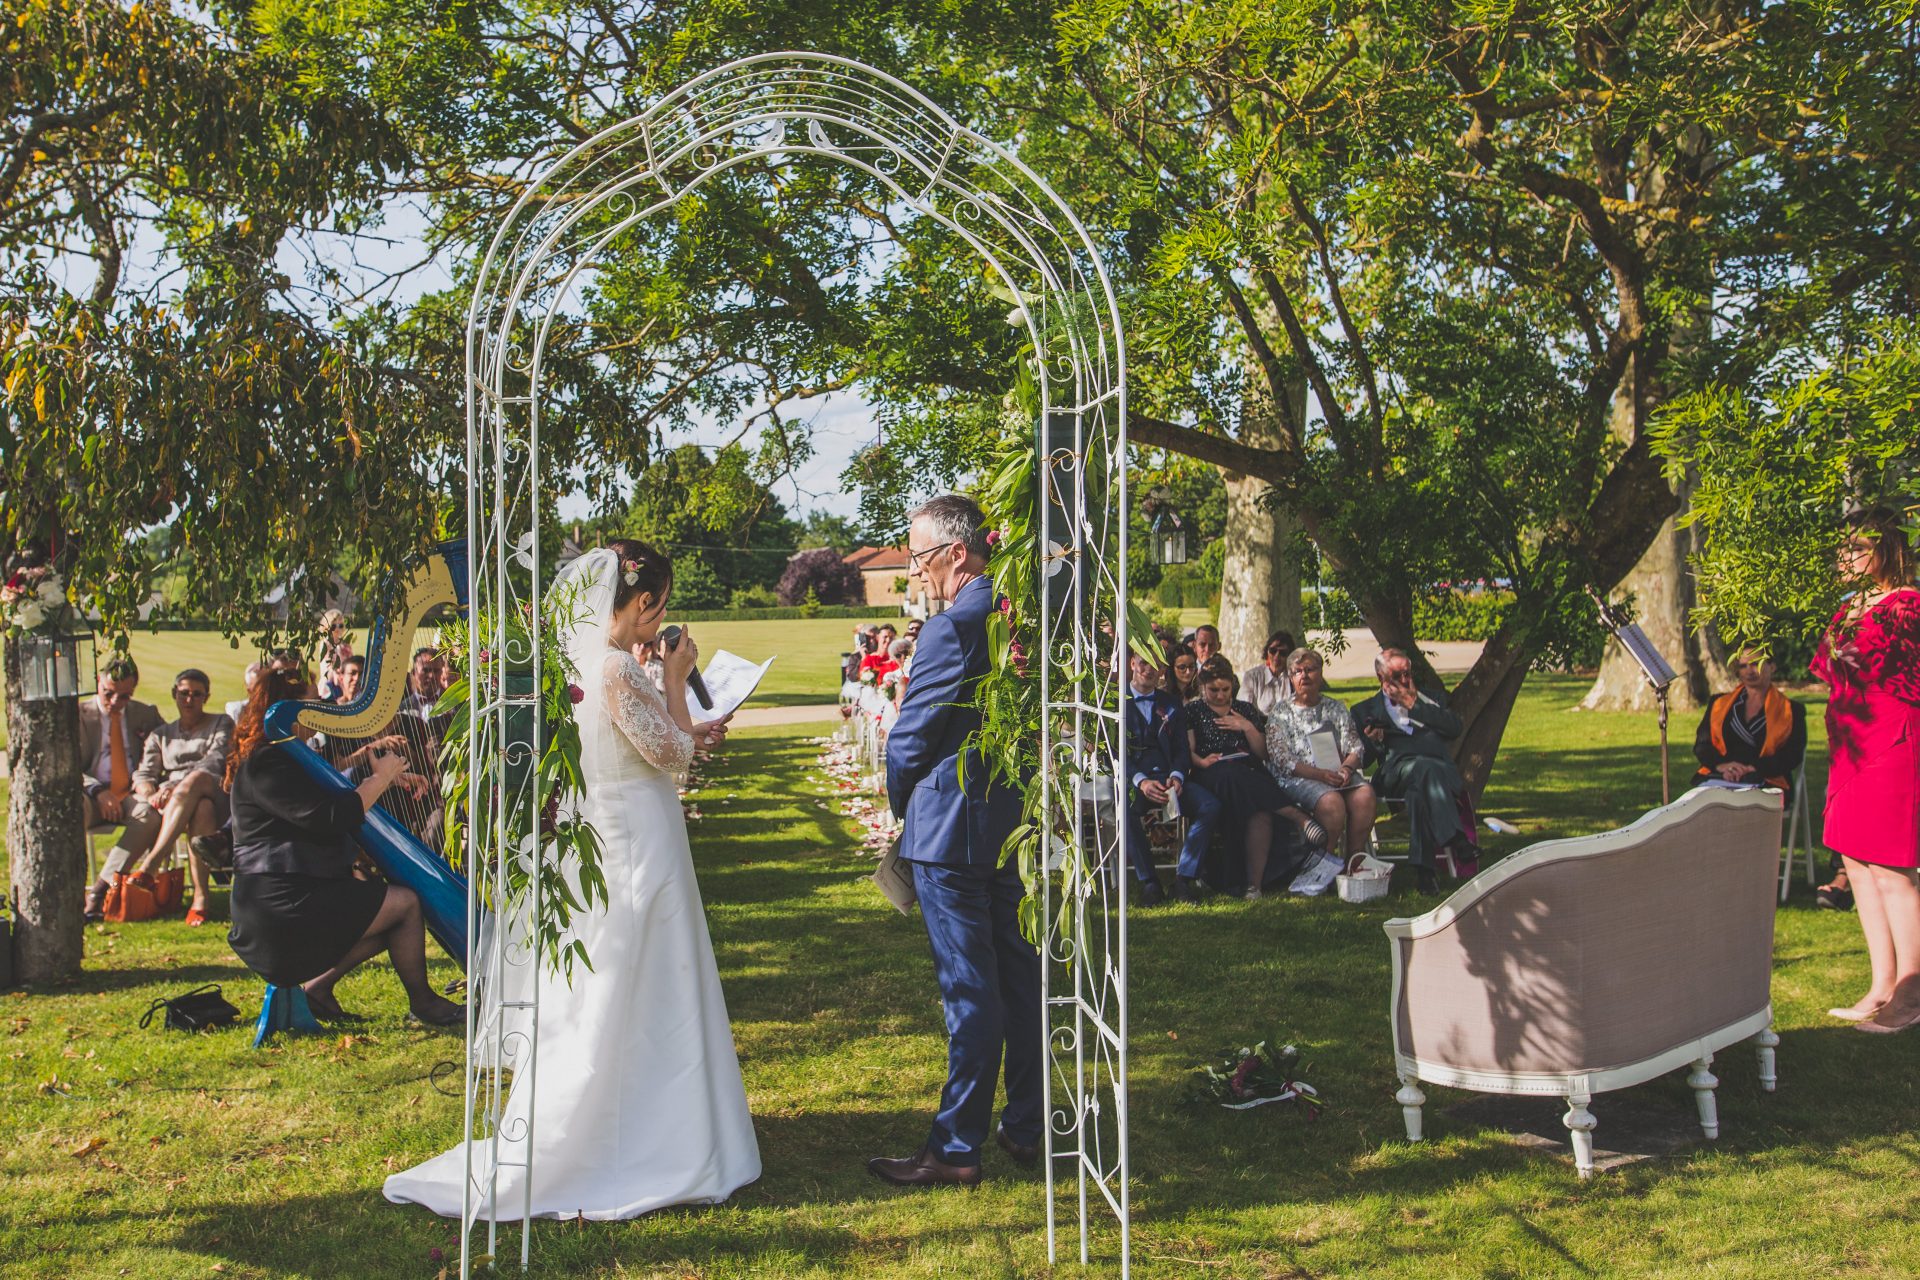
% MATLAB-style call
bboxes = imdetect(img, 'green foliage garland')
[973,429,1164,951]
[437,585,607,983]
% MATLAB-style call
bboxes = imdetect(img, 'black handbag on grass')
[139,984,242,1032]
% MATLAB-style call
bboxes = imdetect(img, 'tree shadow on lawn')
[16,960,246,996]
[1124,894,1919,1214]
[85,1105,1055,1280]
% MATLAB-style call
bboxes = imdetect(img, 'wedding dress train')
[384,641,760,1219]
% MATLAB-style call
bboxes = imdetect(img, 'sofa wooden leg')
[1563,1093,1597,1178]
[1755,1025,1779,1093]
[1689,1055,1720,1140]
[1396,1075,1427,1142]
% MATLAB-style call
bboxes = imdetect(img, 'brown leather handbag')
[152,867,185,913]
[103,873,159,923]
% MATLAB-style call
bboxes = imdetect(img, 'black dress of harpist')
[222,669,462,1026]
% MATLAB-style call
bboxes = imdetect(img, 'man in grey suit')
[77,656,165,920]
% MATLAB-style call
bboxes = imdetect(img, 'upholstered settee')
[1383,787,1783,1176]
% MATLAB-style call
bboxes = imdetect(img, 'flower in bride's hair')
[622,557,641,586]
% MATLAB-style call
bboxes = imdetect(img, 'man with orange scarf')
[1693,650,1808,803]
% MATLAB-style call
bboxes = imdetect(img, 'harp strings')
[320,621,453,854]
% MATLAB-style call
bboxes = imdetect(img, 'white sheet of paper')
[873,834,917,915]
[692,650,774,724]
[1307,727,1343,772]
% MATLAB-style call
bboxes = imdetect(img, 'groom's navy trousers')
[886,575,1042,1166]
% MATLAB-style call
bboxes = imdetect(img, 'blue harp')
[263,540,471,966]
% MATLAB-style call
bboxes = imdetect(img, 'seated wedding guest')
[315,609,355,701]
[78,658,165,921]
[1123,652,1218,905]
[124,669,235,926]
[1186,660,1290,901]
[400,647,445,718]
[1692,648,1808,802]
[1354,649,1477,894]
[860,624,902,682]
[1163,642,1201,703]
[315,656,411,777]
[844,625,877,684]
[224,669,461,1026]
[226,661,266,721]
[1240,628,1298,717]
[385,648,452,851]
[1265,648,1376,860]
[1190,624,1224,671]
[885,637,915,700]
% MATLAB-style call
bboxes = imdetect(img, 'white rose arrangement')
[1,566,71,634]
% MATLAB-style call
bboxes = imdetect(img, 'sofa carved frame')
[1384,787,1784,1177]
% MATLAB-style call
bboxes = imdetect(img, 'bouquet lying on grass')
[1187,1038,1323,1115]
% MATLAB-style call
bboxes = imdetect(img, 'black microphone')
[659,625,713,709]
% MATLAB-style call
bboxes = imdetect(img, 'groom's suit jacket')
[885,574,1021,867]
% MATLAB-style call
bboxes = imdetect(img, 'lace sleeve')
[604,651,695,773]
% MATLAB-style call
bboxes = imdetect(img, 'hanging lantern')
[18,627,94,702]
[1146,486,1188,567]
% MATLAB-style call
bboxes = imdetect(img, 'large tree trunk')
[1217,480,1304,670]
[1216,364,1308,669]
[4,635,87,985]
[1448,620,1534,799]
[1580,497,1731,711]
[1581,272,1728,711]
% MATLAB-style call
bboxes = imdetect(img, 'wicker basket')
[1336,852,1393,904]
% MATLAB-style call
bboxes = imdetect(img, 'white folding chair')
[1779,761,1819,903]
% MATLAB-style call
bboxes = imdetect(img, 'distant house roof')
[845,545,909,571]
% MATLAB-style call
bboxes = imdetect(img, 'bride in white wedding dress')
[385,542,761,1219]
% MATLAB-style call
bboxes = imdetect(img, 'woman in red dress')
[1813,508,1920,1032]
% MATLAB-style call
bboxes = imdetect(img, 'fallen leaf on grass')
[68,1136,107,1158]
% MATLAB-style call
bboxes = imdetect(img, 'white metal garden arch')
[461,51,1132,1275]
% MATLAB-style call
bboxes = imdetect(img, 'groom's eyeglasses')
[908,542,957,568]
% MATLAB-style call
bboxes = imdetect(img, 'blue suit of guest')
[1124,679,1220,886]
[885,572,1041,1170]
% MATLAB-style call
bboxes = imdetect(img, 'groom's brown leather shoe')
[867,1147,982,1188]
[995,1125,1040,1168]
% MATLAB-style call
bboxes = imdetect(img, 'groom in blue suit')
[870,494,1041,1187]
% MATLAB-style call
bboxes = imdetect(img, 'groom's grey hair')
[908,493,990,562]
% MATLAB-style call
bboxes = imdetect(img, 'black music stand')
[1588,589,1681,804]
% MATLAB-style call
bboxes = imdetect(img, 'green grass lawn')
[4,676,1911,1278]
